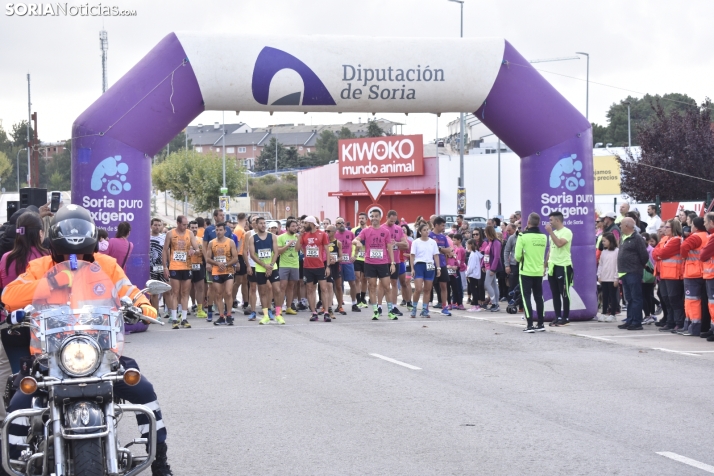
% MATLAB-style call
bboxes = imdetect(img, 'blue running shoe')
[410,307,417,318]
[420,309,430,318]
[441,308,452,316]
[248,312,257,321]
[206,311,213,323]
[268,309,275,320]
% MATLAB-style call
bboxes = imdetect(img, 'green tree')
[10,121,38,147]
[591,123,607,145]
[248,175,297,201]
[154,130,192,163]
[308,127,355,166]
[366,120,384,137]
[45,140,71,190]
[0,151,13,189]
[254,138,287,172]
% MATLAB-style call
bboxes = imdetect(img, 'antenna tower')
[99,30,108,93]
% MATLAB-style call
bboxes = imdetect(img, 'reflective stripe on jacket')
[683,231,707,278]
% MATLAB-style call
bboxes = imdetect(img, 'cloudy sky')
[1,0,712,144]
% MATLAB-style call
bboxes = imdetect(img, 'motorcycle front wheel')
[70,438,104,476]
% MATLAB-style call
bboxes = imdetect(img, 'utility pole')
[222,111,226,189]
[100,30,108,93]
[26,74,31,188]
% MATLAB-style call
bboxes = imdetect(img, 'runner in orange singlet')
[162,215,201,329]
[207,222,238,326]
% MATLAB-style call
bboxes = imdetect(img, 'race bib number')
[192,263,201,271]
[215,255,227,263]
[330,253,339,262]
[341,254,351,262]
[172,251,187,262]
[369,249,384,260]
[306,246,319,258]
[152,265,164,273]
[258,249,271,259]
[448,268,457,276]
[358,250,365,259]
[484,255,490,264]
[426,262,435,271]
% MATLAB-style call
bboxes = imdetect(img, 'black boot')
[152,442,173,476]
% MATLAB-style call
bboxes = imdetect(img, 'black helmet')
[48,204,98,257]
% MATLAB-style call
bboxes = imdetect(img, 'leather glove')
[140,304,157,320]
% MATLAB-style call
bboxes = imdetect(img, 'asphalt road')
[124,307,714,475]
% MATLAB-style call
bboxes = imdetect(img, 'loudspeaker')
[20,188,47,209]
[6,201,19,222]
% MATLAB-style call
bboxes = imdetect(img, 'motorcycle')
[0,259,170,476]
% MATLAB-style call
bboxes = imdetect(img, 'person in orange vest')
[699,212,714,342]
[1,205,174,476]
[652,219,686,332]
[680,217,708,336]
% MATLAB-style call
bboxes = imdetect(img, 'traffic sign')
[485,199,491,211]
[361,178,389,202]
[286,205,291,212]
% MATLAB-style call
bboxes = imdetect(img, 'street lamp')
[624,101,632,147]
[575,52,589,120]
[448,0,465,188]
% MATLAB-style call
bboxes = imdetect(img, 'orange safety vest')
[684,231,708,279]
[703,234,714,279]
[659,236,684,280]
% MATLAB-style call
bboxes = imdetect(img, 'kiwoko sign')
[338,135,424,179]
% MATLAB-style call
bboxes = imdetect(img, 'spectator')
[545,211,574,326]
[482,225,502,312]
[515,213,547,331]
[465,238,483,312]
[615,202,630,224]
[680,217,708,336]
[616,217,650,331]
[600,212,621,246]
[699,212,714,341]
[646,205,662,234]
[641,233,657,325]
[503,223,519,295]
[597,232,619,322]
[97,228,109,252]
[626,211,647,234]
[102,222,134,270]
[653,219,685,331]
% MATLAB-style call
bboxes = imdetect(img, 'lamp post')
[448,0,465,188]
[221,111,226,189]
[15,147,26,191]
[624,101,632,147]
[575,52,589,120]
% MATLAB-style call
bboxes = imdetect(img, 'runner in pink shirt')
[353,209,395,320]
[335,219,360,312]
[380,210,409,317]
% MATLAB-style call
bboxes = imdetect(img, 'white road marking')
[595,334,675,338]
[653,348,702,357]
[656,452,714,473]
[574,334,614,342]
[369,353,421,370]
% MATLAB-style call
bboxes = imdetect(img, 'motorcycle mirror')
[120,297,133,307]
[23,305,35,315]
[145,280,171,296]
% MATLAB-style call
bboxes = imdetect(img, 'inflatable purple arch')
[71,33,596,319]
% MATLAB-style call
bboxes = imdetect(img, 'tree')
[45,140,71,190]
[248,175,297,201]
[10,121,38,147]
[619,98,714,201]
[367,120,384,137]
[153,149,246,213]
[0,151,13,189]
[254,138,289,172]
[308,127,355,166]
[154,130,192,163]
[591,123,607,145]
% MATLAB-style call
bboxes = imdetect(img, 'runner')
[277,218,300,315]
[325,225,343,319]
[162,215,201,329]
[188,221,207,319]
[335,217,359,312]
[429,216,453,316]
[297,216,332,322]
[207,222,239,326]
[352,212,369,307]
[149,218,167,317]
[249,217,285,325]
[380,210,409,317]
[353,209,396,320]
[203,209,235,319]
[232,212,249,313]
[244,216,261,321]
[409,223,441,317]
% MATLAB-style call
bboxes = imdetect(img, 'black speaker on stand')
[20,188,47,209]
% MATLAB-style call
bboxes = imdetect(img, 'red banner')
[338,134,424,179]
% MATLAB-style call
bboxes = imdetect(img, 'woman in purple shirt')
[483,225,502,312]
[102,221,134,269]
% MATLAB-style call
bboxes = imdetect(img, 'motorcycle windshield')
[30,260,125,357]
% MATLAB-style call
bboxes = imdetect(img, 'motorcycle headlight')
[59,336,100,377]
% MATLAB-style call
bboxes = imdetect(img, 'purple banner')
[520,131,597,320]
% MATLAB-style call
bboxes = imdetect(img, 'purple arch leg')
[71,33,205,287]
[476,41,596,319]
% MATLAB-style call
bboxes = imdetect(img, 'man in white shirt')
[646,204,662,234]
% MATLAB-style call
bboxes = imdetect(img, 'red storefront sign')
[338,134,424,179]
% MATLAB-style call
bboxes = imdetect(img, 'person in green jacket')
[515,212,548,332]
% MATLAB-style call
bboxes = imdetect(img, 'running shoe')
[392,307,403,316]
[316,301,323,309]
[297,303,308,311]
[191,304,198,312]
[285,308,297,315]
[206,312,213,323]
[534,324,546,332]
[352,304,361,312]
[196,309,207,319]
[268,309,275,320]
[490,305,500,313]
[372,311,379,321]
[324,314,332,322]
[226,316,234,326]
[401,299,407,306]
[410,307,417,318]
[337,307,347,315]
[244,307,252,316]
[654,305,662,316]
[259,315,270,325]
[406,302,413,309]
[276,315,286,325]
[180,319,191,329]
[420,309,430,318]
[214,317,226,326]
[642,316,656,325]
[455,305,466,311]
[171,320,179,330]
[441,308,452,316]
[523,326,535,333]
[388,311,398,320]
[357,302,368,308]
[248,312,257,321]
[233,300,239,309]
[310,313,319,322]
[378,306,383,315]
[554,318,569,326]
[433,303,443,309]
[328,308,336,319]
[467,306,481,312]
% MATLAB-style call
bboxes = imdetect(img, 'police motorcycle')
[1,258,170,476]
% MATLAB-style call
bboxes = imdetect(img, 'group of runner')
[148,207,471,326]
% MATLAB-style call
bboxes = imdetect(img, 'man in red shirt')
[297,216,332,322]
